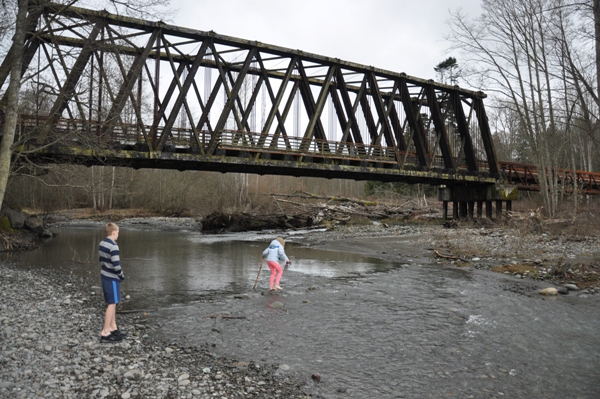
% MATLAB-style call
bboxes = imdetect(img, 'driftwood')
[269,192,379,206]
[204,314,247,320]
[200,191,423,233]
[272,191,415,221]
[433,249,466,261]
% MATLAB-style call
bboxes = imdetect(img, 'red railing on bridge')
[500,161,600,195]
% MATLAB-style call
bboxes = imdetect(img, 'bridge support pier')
[438,185,518,221]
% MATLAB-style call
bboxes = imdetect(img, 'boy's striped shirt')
[99,238,124,281]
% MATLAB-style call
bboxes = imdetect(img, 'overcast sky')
[167,0,482,83]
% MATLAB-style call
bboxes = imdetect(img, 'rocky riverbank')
[0,263,311,399]
[298,221,600,293]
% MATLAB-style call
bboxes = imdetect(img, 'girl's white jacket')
[262,239,289,263]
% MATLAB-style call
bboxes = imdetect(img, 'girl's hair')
[105,223,119,235]
[276,237,285,247]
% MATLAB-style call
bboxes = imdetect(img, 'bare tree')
[447,0,598,217]
[0,0,28,211]
[0,0,172,212]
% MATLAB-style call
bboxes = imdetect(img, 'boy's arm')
[111,247,125,281]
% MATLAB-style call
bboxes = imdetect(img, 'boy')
[98,222,126,343]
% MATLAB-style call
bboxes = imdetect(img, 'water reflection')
[9,226,396,308]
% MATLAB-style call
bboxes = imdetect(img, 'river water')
[8,225,600,398]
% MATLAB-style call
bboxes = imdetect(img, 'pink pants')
[266,261,283,287]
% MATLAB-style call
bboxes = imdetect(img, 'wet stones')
[0,263,306,399]
[564,284,579,291]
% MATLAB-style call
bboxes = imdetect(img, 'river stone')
[270,301,284,309]
[556,287,569,295]
[24,216,44,233]
[539,287,558,296]
[3,208,26,229]
[564,284,579,291]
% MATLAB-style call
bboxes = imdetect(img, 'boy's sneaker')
[110,329,127,338]
[100,333,123,343]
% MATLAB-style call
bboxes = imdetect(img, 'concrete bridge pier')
[439,185,518,221]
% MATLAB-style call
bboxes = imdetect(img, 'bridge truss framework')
[1,1,506,189]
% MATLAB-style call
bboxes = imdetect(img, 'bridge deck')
[13,116,600,194]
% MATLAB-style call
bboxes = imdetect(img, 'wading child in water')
[98,223,126,343]
[262,237,291,291]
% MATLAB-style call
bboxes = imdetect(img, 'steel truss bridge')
[2,2,600,213]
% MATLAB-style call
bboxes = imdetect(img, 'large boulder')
[2,207,26,229]
[25,215,45,234]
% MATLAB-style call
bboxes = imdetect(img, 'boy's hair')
[276,237,285,247]
[105,223,119,235]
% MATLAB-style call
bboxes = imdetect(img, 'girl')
[262,237,291,290]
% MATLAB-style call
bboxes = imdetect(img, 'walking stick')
[252,259,264,290]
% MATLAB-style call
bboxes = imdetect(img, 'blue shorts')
[101,278,121,304]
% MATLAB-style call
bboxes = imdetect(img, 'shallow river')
[9,225,600,398]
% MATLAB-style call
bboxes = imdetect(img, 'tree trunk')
[109,166,115,209]
[0,0,29,211]
[595,0,600,103]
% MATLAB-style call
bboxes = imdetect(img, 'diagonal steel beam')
[0,5,43,95]
[158,42,210,150]
[269,80,299,150]
[100,29,159,138]
[296,61,329,149]
[256,54,296,148]
[334,69,363,147]
[425,85,455,170]
[208,47,257,154]
[41,21,104,131]
[399,78,429,167]
[302,64,335,145]
[473,98,500,176]
[368,72,397,152]
[450,92,478,171]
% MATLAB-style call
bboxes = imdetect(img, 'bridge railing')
[17,114,486,173]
